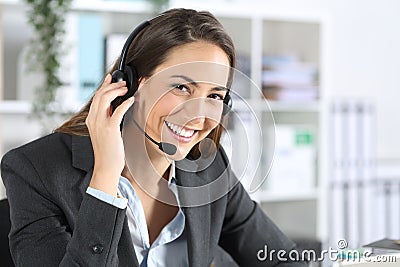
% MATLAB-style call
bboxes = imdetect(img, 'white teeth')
[166,121,195,138]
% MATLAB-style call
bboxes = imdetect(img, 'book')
[363,238,400,255]
[78,13,104,104]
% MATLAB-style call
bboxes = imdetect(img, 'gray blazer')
[1,132,306,267]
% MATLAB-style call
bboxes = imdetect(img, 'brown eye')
[172,84,190,94]
[208,93,224,101]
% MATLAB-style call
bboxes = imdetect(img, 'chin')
[167,144,194,161]
[167,153,187,162]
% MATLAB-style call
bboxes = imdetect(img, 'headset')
[110,19,233,155]
[110,20,150,110]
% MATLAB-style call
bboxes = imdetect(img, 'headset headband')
[118,20,150,71]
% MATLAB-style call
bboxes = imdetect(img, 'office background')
[0,0,399,265]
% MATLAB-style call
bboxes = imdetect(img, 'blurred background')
[1,0,399,266]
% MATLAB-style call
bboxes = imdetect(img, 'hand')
[86,74,135,196]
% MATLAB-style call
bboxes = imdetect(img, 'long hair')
[55,8,236,157]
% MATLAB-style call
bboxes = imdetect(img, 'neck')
[121,120,176,205]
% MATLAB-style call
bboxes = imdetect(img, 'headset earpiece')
[111,69,125,83]
[110,20,150,112]
[110,65,138,112]
[124,65,138,98]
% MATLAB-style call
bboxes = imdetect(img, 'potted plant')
[24,0,72,130]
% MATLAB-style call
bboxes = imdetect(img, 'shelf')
[0,99,319,115]
[0,100,31,114]
[256,189,318,202]
[0,100,81,115]
[269,100,320,112]
[0,99,320,116]
[232,98,320,113]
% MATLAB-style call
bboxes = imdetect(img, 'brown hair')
[55,8,236,157]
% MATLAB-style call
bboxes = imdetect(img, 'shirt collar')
[167,160,177,188]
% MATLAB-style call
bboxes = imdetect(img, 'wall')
[326,0,400,161]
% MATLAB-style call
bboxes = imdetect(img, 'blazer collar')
[71,135,94,172]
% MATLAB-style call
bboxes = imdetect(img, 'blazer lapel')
[176,162,211,267]
[71,135,94,172]
[118,217,140,267]
[70,135,140,266]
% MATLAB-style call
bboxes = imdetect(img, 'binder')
[361,102,375,245]
[390,181,400,238]
[330,100,345,248]
[78,13,104,103]
[347,101,360,248]
[363,238,400,253]
[372,180,387,241]
[328,100,378,249]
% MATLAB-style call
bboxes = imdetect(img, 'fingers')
[110,96,135,127]
[97,81,127,97]
[100,86,129,114]
[101,73,112,87]
[96,74,127,99]
[91,74,128,116]
[88,74,119,115]
[87,73,135,130]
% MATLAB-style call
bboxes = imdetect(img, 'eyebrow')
[170,75,229,92]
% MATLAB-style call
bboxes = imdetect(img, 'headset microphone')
[131,118,177,156]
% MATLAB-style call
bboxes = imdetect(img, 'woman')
[1,8,306,267]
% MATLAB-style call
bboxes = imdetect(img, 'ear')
[134,77,149,101]
[137,76,148,89]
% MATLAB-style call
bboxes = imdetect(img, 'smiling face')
[134,41,231,160]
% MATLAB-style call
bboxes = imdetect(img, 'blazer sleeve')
[1,149,126,267]
[217,149,307,267]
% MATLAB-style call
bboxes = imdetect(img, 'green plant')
[148,0,169,13]
[24,0,72,122]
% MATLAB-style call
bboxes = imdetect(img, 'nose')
[188,116,206,126]
[184,98,207,121]
[182,97,222,127]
